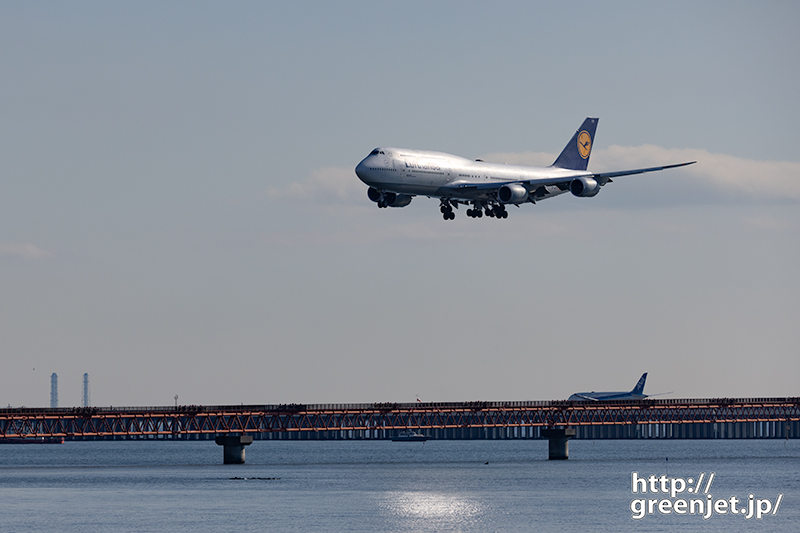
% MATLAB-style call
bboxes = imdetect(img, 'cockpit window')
[370,149,386,155]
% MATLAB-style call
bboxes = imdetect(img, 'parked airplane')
[568,373,649,402]
[355,118,695,220]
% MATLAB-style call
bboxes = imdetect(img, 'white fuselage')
[355,147,589,201]
[354,118,694,218]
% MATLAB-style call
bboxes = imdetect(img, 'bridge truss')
[1,398,799,439]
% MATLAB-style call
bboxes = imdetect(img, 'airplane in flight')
[355,118,696,220]
[568,373,650,402]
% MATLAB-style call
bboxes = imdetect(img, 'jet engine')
[498,183,529,204]
[570,177,600,197]
[383,192,413,208]
[367,187,412,207]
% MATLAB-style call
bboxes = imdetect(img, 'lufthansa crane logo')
[577,130,592,159]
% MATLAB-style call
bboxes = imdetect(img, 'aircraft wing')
[570,393,600,401]
[441,179,571,201]
[589,161,696,182]
[443,161,696,193]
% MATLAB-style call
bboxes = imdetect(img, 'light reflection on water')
[0,439,797,533]
[383,491,482,518]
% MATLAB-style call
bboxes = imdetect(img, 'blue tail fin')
[631,373,647,395]
[551,117,599,171]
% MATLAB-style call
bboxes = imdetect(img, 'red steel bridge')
[2,397,799,439]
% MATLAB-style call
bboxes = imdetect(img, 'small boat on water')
[0,437,65,444]
[392,430,429,442]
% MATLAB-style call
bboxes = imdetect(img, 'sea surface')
[1,438,797,532]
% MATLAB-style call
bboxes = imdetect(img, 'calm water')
[1,439,797,532]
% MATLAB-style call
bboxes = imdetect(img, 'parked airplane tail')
[551,117,599,171]
[631,372,648,395]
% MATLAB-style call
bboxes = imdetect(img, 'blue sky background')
[2,1,798,407]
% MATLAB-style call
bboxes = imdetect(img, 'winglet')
[552,117,599,171]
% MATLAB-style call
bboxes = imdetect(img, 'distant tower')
[50,373,58,408]
[82,373,90,407]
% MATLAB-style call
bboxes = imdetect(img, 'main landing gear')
[466,207,483,218]
[488,204,508,219]
[440,201,456,220]
[467,203,508,219]
[440,200,509,220]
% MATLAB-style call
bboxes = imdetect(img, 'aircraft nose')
[355,158,369,183]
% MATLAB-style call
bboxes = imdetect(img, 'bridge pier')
[215,435,253,464]
[541,427,576,460]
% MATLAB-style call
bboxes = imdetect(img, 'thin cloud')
[486,146,800,201]
[265,166,364,205]
[258,146,799,245]
[741,214,794,231]
[0,243,53,259]
[268,147,800,210]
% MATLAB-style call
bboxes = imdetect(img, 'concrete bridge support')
[215,435,253,464]
[541,427,576,460]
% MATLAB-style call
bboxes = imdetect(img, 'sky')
[1,1,798,407]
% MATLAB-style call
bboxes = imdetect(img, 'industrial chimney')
[82,373,90,407]
[50,373,58,408]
